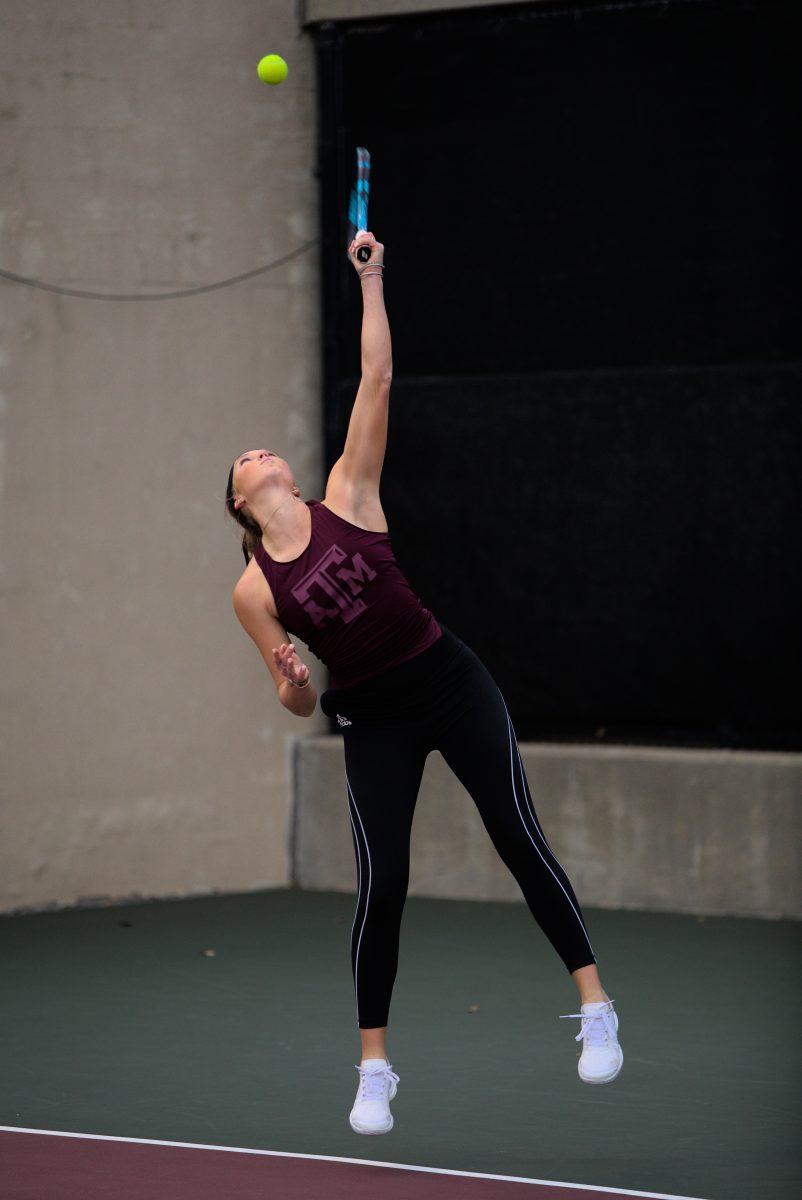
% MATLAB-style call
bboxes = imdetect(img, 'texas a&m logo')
[291,545,377,629]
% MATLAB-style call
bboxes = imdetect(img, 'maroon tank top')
[251,499,442,689]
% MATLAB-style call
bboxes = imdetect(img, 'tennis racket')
[347,147,372,263]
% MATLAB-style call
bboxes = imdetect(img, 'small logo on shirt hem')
[336,713,352,727]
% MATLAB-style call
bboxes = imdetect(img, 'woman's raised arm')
[353,232,391,380]
[333,232,392,493]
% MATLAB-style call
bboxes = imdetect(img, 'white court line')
[0,1125,709,1199]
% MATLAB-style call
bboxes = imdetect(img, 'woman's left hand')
[347,230,384,273]
[272,642,311,687]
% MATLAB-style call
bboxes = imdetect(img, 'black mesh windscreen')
[314,0,801,749]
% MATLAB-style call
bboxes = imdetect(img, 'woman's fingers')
[273,643,308,683]
[287,647,308,683]
[348,231,382,264]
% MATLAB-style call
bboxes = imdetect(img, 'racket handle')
[356,246,371,263]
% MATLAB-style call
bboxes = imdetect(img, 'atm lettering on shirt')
[290,545,377,628]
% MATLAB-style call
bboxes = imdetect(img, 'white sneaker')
[559,999,624,1084]
[349,1057,400,1135]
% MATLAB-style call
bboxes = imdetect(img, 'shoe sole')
[579,1046,624,1085]
[349,1114,394,1134]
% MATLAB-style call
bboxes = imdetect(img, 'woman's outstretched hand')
[272,642,311,687]
[347,230,384,274]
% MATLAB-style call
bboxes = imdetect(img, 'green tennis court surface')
[1,888,798,1199]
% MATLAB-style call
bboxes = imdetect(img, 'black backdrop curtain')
[313,0,801,749]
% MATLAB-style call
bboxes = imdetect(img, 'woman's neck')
[258,493,310,559]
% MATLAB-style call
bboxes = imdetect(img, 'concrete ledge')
[292,736,802,919]
[303,0,539,27]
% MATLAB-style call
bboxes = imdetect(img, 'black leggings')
[320,625,597,1029]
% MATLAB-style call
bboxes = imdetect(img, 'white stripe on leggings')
[345,769,372,1025]
[514,731,597,955]
[514,737,563,856]
[346,803,362,963]
[498,688,596,962]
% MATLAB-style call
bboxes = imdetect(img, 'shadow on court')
[0,888,798,1199]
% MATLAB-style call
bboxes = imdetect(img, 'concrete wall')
[0,1,327,913]
[5,0,798,924]
[293,736,802,919]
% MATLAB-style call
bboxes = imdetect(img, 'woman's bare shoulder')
[233,557,280,620]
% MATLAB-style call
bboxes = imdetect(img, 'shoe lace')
[558,1000,616,1045]
[354,1062,400,1100]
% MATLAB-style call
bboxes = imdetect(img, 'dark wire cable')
[0,238,319,302]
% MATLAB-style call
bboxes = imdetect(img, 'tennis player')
[226,231,623,1136]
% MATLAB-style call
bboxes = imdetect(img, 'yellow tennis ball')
[257,54,288,85]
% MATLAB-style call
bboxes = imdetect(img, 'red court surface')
[0,1128,708,1200]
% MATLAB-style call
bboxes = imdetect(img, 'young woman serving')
[226,232,623,1137]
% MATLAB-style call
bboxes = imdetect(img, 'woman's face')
[232,448,296,513]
